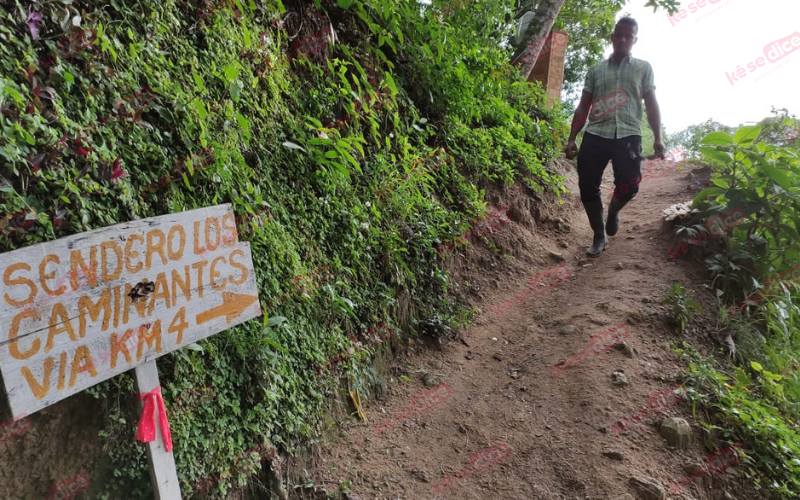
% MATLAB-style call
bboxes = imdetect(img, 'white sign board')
[0,204,260,416]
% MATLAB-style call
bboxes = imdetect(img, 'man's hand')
[565,140,578,160]
[566,91,593,161]
[653,139,666,158]
[644,90,664,158]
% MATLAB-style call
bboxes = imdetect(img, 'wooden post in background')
[527,31,569,106]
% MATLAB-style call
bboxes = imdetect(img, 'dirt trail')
[309,161,752,499]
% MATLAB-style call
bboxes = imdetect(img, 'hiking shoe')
[605,197,628,236]
[586,233,607,258]
[583,199,607,258]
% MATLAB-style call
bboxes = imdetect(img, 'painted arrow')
[196,292,259,325]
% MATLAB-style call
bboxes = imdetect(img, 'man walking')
[565,16,664,257]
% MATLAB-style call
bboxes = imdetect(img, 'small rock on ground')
[628,476,666,500]
[410,469,430,483]
[602,451,625,461]
[683,463,706,475]
[659,417,692,450]
[613,341,637,358]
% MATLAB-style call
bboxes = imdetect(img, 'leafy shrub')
[1,0,565,497]
[681,123,800,497]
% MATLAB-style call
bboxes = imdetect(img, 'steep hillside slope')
[309,161,763,500]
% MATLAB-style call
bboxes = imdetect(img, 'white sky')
[611,0,800,134]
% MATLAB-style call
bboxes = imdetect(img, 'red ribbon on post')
[136,387,173,452]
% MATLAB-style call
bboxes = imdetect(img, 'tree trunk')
[511,0,566,81]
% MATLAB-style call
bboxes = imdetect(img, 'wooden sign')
[0,204,260,417]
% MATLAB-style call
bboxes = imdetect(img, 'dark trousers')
[577,133,643,204]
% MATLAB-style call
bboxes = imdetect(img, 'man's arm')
[643,90,665,157]
[565,91,594,160]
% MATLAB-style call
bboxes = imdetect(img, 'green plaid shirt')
[582,54,655,139]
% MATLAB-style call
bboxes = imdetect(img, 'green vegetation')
[0,0,567,496]
[664,282,702,334]
[4,0,799,497]
[668,119,800,497]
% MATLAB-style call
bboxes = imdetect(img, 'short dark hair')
[615,16,638,32]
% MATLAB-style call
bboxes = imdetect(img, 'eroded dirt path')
[309,161,749,499]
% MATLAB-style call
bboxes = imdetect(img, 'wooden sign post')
[0,204,261,499]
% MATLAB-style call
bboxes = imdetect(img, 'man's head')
[611,16,638,58]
